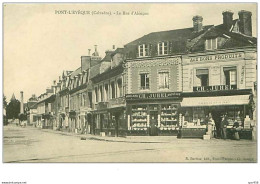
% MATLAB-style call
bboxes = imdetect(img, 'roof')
[89,63,101,79]
[70,67,81,78]
[125,25,213,46]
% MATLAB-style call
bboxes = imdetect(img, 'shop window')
[205,38,217,50]
[140,73,150,90]
[111,82,115,99]
[131,105,148,129]
[224,67,237,85]
[158,72,169,89]
[138,44,149,57]
[158,42,168,55]
[117,78,123,97]
[196,69,209,87]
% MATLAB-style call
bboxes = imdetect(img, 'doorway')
[149,111,158,136]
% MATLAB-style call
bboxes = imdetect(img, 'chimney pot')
[193,15,203,32]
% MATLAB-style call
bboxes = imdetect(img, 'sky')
[3,3,257,102]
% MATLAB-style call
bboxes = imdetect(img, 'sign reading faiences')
[125,92,181,99]
[190,52,243,63]
[193,85,237,92]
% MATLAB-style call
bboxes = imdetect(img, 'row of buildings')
[25,10,257,138]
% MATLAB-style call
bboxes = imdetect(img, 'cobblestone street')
[3,125,257,163]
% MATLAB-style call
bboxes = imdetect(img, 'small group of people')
[214,114,240,140]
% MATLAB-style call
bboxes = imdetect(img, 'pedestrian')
[220,116,228,140]
[232,120,240,140]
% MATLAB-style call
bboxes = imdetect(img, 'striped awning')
[181,95,250,107]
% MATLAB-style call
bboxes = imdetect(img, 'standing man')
[220,116,228,140]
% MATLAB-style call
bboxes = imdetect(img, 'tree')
[3,95,7,108]
[6,98,20,120]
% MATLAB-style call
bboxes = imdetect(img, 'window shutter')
[167,41,170,55]
[149,44,152,56]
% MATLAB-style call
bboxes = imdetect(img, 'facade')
[91,48,126,136]
[180,10,257,138]
[24,94,38,126]
[28,10,256,139]
[36,85,56,129]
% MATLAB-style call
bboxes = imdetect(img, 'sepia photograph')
[2,3,257,164]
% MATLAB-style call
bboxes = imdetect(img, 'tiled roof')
[125,25,213,46]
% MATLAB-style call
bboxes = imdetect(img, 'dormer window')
[158,42,168,55]
[205,38,217,50]
[138,44,149,57]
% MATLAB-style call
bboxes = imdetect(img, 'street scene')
[3,3,257,165]
[3,124,256,163]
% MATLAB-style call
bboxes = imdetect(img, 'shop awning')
[181,95,250,107]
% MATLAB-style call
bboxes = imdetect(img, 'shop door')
[150,112,158,136]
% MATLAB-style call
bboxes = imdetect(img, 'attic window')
[205,38,217,50]
[158,42,168,55]
[138,44,149,57]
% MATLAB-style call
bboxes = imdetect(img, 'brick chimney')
[238,10,252,36]
[222,10,233,31]
[20,91,24,114]
[193,15,203,32]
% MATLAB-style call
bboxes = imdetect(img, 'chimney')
[238,10,252,36]
[20,91,24,114]
[222,10,234,31]
[112,45,115,50]
[193,15,203,32]
[88,49,91,56]
[81,56,91,71]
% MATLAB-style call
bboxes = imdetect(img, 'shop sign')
[126,92,181,99]
[193,85,237,92]
[189,52,243,63]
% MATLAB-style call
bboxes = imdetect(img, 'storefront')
[92,99,126,137]
[180,88,254,139]
[126,92,182,136]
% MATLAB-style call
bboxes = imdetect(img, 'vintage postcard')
[3,3,257,163]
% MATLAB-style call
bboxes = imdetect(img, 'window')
[158,72,169,89]
[111,82,115,99]
[196,69,209,87]
[140,73,150,90]
[117,78,123,97]
[138,44,149,57]
[99,86,103,102]
[158,42,168,55]
[104,84,109,101]
[205,38,217,50]
[224,67,237,85]
[95,87,98,102]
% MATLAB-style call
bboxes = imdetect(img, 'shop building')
[55,71,72,131]
[123,14,216,136]
[36,86,57,129]
[180,10,257,139]
[91,48,127,137]
[68,46,102,134]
